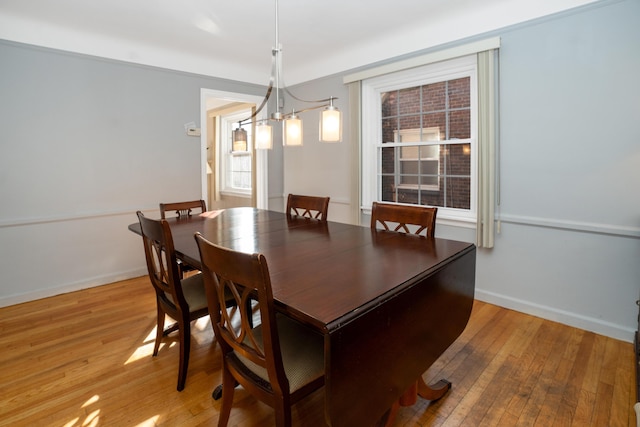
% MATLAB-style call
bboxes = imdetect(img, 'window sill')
[437,216,477,229]
[220,190,251,198]
[361,206,476,229]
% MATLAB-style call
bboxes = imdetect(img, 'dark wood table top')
[129,207,474,332]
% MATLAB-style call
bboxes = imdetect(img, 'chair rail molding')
[0,207,158,228]
[497,213,640,239]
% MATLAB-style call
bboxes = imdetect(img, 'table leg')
[417,377,452,401]
[378,402,400,427]
[381,378,452,427]
[399,381,418,406]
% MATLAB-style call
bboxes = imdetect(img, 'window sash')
[221,111,252,195]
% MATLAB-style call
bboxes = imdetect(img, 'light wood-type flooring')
[0,276,636,426]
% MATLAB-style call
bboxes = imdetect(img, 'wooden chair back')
[137,212,186,307]
[195,233,324,426]
[286,194,329,221]
[370,202,438,238]
[160,200,207,219]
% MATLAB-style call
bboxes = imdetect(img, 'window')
[221,110,252,196]
[362,54,477,223]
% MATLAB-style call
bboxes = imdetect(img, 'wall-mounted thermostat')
[184,121,201,137]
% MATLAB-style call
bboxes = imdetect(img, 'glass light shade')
[232,128,248,151]
[319,106,342,142]
[255,122,273,150]
[284,115,303,146]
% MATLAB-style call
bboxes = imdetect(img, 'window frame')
[361,54,478,225]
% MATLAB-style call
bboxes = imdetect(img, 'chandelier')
[231,0,342,150]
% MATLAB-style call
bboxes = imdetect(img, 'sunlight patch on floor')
[82,409,100,427]
[62,396,103,427]
[125,317,214,364]
[134,415,160,426]
[125,342,159,365]
[125,327,158,365]
[190,317,215,346]
[81,395,100,407]
[58,395,102,427]
[193,317,211,331]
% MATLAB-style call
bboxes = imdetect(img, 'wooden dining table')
[128,207,476,426]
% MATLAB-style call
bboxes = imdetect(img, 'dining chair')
[159,200,207,277]
[370,201,438,237]
[286,194,330,221]
[159,199,207,219]
[136,211,235,391]
[195,232,325,427]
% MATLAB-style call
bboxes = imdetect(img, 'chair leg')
[212,380,239,400]
[217,366,236,427]
[153,303,165,357]
[274,395,292,427]
[176,318,190,391]
[212,384,224,400]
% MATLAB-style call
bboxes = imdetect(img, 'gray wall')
[284,0,640,341]
[282,74,353,221]
[0,42,269,303]
[478,0,640,341]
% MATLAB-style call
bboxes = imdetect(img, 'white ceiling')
[0,0,598,86]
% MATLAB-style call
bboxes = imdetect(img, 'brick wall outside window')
[380,77,471,209]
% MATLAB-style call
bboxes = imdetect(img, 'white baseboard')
[0,268,148,308]
[475,288,635,343]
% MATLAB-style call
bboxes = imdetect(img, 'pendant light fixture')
[284,111,302,146]
[231,127,248,152]
[255,122,273,150]
[231,0,341,149]
[319,98,343,143]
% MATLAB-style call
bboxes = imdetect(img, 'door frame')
[200,89,268,210]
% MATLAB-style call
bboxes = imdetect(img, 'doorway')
[200,89,268,210]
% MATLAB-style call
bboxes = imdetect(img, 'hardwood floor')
[0,276,635,426]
